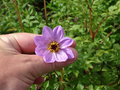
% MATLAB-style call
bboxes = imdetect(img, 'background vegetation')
[0,0,120,90]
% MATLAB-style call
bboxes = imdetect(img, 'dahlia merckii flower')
[34,26,74,63]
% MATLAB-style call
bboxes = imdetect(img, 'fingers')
[28,48,78,76]
[10,33,37,54]
[9,33,76,54]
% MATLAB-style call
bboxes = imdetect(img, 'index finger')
[10,33,76,54]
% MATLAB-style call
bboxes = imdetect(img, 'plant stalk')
[94,15,109,37]
[85,0,94,40]
[43,0,48,25]
[12,0,24,32]
[59,68,64,90]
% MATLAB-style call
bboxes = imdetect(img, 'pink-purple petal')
[63,48,74,59]
[43,52,56,63]
[34,36,49,48]
[53,26,64,41]
[42,26,53,40]
[55,50,68,62]
[35,47,48,56]
[60,37,73,49]
[34,36,43,45]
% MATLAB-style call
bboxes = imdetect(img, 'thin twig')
[12,0,24,32]
[85,0,92,11]
[85,0,94,40]
[60,68,64,82]
[94,16,109,37]
[107,31,113,37]
[107,25,120,37]
[59,68,64,90]
[43,0,48,25]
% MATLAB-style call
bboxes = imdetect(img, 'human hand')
[0,33,77,90]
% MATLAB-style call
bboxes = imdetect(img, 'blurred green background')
[0,0,120,90]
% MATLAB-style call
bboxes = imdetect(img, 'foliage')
[0,0,120,90]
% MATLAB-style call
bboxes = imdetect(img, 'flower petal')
[55,50,68,62]
[35,47,48,56]
[63,48,74,59]
[53,26,64,41]
[42,26,53,40]
[60,37,73,49]
[34,36,44,45]
[43,52,56,63]
[34,36,49,48]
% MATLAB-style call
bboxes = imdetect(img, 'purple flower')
[34,26,74,63]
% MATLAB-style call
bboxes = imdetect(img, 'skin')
[0,33,77,90]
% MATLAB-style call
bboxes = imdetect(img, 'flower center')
[48,41,60,52]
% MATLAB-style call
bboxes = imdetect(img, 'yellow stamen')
[48,41,60,52]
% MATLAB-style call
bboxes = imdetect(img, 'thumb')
[28,48,77,76]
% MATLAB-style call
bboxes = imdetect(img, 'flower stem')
[94,15,109,37]
[43,0,48,25]
[12,0,24,32]
[85,0,94,40]
[60,68,64,81]
[59,68,64,90]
